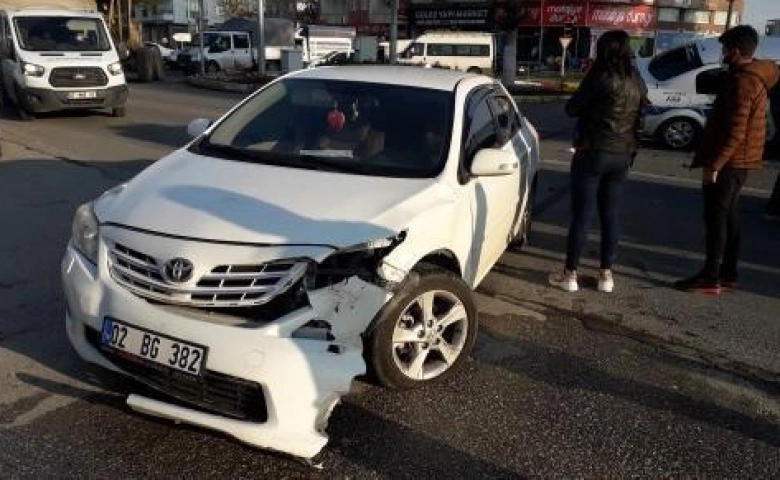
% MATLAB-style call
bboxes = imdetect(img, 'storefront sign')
[542,3,586,25]
[413,7,492,28]
[589,4,655,29]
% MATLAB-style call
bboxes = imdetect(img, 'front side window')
[204,33,231,52]
[647,43,703,81]
[463,89,498,164]
[14,16,111,52]
[402,42,424,58]
[196,79,453,178]
[489,94,520,142]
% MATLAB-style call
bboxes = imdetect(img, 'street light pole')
[198,0,205,74]
[389,0,399,64]
[725,0,734,29]
[257,0,266,76]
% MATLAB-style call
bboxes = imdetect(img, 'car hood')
[95,149,453,248]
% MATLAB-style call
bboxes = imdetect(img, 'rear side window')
[648,44,703,81]
[427,43,490,57]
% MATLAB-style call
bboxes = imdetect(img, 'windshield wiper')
[192,141,368,174]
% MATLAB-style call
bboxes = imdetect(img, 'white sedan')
[62,66,540,459]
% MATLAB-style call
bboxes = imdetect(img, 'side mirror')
[470,148,518,177]
[187,118,212,138]
[116,41,129,61]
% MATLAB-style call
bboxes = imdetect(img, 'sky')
[742,0,780,31]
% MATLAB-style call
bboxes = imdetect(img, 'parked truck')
[179,17,295,74]
[0,0,129,119]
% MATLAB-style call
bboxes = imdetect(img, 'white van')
[398,31,495,74]
[0,6,128,119]
[636,36,780,149]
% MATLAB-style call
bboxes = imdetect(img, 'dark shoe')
[673,273,721,295]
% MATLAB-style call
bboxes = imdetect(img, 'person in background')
[549,29,646,293]
[674,25,779,294]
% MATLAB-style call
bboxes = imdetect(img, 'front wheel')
[111,106,126,117]
[364,264,478,389]
[659,117,701,150]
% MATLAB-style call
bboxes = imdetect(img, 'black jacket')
[566,68,646,155]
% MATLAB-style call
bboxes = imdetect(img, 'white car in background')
[144,41,176,65]
[62,66,540,459]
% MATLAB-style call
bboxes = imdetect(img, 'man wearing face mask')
[674,25,779,294]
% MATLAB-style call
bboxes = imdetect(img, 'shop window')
[713,11,729,26]
[658,8,680,23]
[683,10,711,24]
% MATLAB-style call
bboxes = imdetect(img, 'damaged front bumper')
[61,235,396,459]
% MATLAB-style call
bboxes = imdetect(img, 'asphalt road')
[0,78,778,478]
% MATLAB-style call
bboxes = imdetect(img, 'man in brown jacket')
[675,25,780,294]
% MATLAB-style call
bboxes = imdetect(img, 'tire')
[14,85,33,121]
[111,106,126,117]
[152,48,165,81]
[206,61,220,74]
[659,117,701,150]
[511,175,537,249]
[364,264,478,390]
[466,66,482,74]
[136,47,156,83]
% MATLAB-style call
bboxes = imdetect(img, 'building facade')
[315,0,743,61]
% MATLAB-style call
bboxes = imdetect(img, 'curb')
[186,76,260,94]
[186,75,572,103]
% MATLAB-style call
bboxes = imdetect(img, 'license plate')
[67,91,97,99]
[100,318,207,376]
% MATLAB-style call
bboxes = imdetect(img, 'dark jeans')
[566,150,631,271]
[767,171,780,216]
[703,167,748,279]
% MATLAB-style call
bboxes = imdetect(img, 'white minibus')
[397,31,495,74]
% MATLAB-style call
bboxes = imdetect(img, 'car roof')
[286,66,479,91]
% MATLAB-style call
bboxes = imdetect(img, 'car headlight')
[107,61,123,75]
[305,235,405,290]
[72,203,99,264]
[22,62,45,77]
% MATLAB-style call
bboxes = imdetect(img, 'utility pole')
[257,0,266,76]
[725,0,735,29]
[389,0,399,64]
[198,0,205,74]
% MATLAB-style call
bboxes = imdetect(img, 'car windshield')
[195,78,453,178]
[14,16,111,52]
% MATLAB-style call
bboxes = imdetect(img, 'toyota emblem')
[163,257,194,283]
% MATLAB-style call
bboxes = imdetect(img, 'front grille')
[49,67,108,88]
[108,242,308,307]
[85,326,267,421]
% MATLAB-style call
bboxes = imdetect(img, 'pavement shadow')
[477,329,780,449]
[0,157,152,387]
[530,167,780,299]
[109,123,191,149]
[327,390,525,478]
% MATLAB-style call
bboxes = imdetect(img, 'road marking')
[542,158,773,196]
[534,222,780,277]
[0,394,75,430]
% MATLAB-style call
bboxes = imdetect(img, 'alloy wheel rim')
[391,289,469,381]
[664,121,694,148]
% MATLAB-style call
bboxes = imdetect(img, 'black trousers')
[767,171,780,216]
[703,167,748,279]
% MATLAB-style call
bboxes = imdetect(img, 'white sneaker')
[549,270,579,292]
[598,270,614,293]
